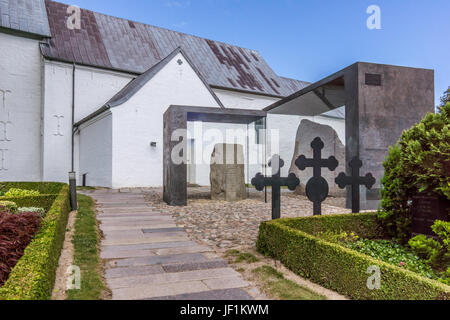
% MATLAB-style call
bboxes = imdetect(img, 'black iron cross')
[252,154,300,220]
[295,137,339,215]
[335,157,376,213]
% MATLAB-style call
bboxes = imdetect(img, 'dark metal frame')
[163,105,267,206]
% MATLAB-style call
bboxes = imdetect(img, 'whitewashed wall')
[110,52,221,188]
[0,33,42,182]
[74,66,133,122]
[79,113,112,187]
[42,60,133,183]
[189,89,279,186]
[189,89,346,186]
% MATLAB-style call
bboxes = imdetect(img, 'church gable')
[106,48,223,109]
[109,52,222,116]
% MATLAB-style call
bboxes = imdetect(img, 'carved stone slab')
[412,194,450,237]
[210,144,247,202]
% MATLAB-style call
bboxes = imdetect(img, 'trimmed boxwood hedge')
[0,182,65,195]
[257,213,450,300]
[0,183,71,300]
[0,195,58,212]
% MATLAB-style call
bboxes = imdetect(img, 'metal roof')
[0,0,50,37]
[41,1,307,97]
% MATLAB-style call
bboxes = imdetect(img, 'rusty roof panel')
[41,1,306,97]
[42,1,111,68]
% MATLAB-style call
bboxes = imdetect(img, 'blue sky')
[70,0,449,106]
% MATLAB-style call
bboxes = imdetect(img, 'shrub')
[439,87,449,108]
[17,207,46,217]
[0,184,70,300]
[0,201,18,214]
[379,103,450,242]
[409,235,443,266]
[4,188,40,198]
[0,195,57,212]
[257,213,450,300]
[0,212,41,286]
[0,182,65,195]
[409,220,450,272]
[346,239,437,279]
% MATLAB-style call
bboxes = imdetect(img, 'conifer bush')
[379,103,450,242]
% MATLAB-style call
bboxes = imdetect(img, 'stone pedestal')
[210,144,247,202]
[289,119,346,197]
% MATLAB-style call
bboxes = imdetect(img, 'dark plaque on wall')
[412,194,450,237]
[365,73,382,86]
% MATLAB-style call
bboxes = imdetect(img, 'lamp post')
[69,171,78,211]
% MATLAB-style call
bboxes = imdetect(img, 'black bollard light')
[69,171,78,211]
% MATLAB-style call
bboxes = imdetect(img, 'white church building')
[0,0,345,189]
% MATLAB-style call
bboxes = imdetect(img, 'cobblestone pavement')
[144,187,351,250]
[82,189,264,300]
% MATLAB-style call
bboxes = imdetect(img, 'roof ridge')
[44,0,307,97]
[51,0,262,55]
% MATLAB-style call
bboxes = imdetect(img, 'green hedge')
[0,184,71,300]
[257,213,450,300]
[0,195,58,211]
[0,182,65,195]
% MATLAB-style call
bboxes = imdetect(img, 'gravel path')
[144,187,350,250]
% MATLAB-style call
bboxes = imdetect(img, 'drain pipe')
[69,63,78,210]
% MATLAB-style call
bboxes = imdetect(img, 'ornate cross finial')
[251,155,300,219]
[295,137,339,215]
[268,154,284,175]
[335,156,376,213]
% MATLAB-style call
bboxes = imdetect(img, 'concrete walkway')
[85,189,255,300]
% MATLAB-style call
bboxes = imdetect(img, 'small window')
[255,119,265,145]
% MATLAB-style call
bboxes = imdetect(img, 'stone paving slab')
[99,216,173,223]
[101,224,178,232]
[102,235,191,246]
[98,208,162,213]
[87,189,255,301]
[142,227,185,233]
[102,229,187,239]
[106,265,164,279]
[98,212,166,218]
[112,280,210,300]
[147,288,253,300]
[107,268,241,289]
[155,245,212,256]
[101,241,198,252]
[202,276,250,291]
[100,221,175,228]
[110,253,211,268]
[162,260,229,273]
[101,245,212,259]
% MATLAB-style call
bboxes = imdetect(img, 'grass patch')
[252,266,326,300]
[225,250,260,263]
[76,186,96,191]
[67,194,106,300]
